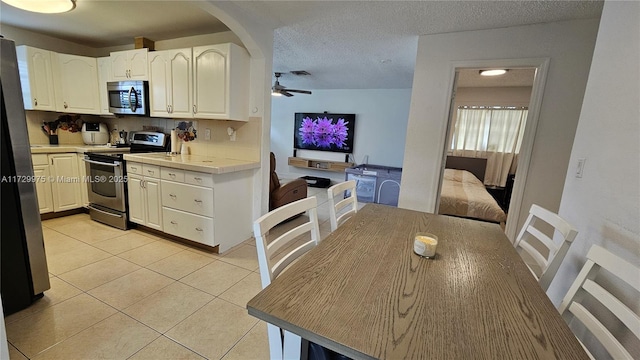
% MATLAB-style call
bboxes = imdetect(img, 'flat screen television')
[294,113,356,153]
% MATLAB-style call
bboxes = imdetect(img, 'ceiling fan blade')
[281,91,294,97]
[285,89,312,95]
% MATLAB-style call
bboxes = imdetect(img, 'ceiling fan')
[272,72,312,97]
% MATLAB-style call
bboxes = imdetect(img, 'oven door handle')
[88,205,124,218]
[82,158,121,167]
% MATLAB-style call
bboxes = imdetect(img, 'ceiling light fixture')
[1,0,75,13]
[479,69,508,76]
[271,90,283,97]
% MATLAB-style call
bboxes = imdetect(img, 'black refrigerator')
[1,36,50,315]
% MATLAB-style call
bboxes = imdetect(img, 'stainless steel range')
[83,131,169,229]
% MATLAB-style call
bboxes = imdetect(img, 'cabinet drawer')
[161,180,213,217]
[127,162,143,175]
[162,207,215,246]
[161,167,185,182]
[142,164,160,178]
[32,154,49,166]
[185,171,213,187]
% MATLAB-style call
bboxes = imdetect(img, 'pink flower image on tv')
[298,116,350,149]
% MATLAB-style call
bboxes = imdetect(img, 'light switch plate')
[204,128,211,141]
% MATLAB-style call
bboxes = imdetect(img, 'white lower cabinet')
[127,162,162,230]
[49,153,82,211]
[125,161,252,252]
[31,153,82,213]
[32,155,53,214]
[163,207,214,247]
[160,168,216,247]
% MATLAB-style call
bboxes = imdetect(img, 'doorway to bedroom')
[438,67,537,230]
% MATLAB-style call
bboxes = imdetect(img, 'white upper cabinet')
[110,49,148,81]
[54,53,101,114]
[148,48,192,118]
[97,57,112,115]
[192,43,249,121]
[16,46,57,111]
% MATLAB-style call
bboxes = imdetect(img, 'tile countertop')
[123,153,260,174]
[30,144,130,154]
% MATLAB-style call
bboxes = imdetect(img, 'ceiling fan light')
[479,69,508,76]
[1,0,75,13]
[271,90,282,97]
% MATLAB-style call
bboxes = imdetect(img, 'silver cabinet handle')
[147,170,154,175]
[141,179,145,188]
[169,173,176,178]
[194,177,202,182]
[194,199,202,203]
[171,221,178,225]
[34,98,37,106]
[195,227,203,232]
[192,104,196,114]
[130,166,137,171]
[63,102,68,109]
[169,194,176,198]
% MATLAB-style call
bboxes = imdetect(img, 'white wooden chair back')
[253,196,321,359]
[514,204,578,290]
[558,245,640,359]
[327,180,358,232]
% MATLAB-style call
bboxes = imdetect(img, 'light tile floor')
[5,187,338,360]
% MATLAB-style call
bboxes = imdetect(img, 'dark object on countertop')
[49,134,58,145]
[269,152,308,211]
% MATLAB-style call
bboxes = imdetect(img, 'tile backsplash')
[25,111,261,162]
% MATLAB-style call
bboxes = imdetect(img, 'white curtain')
[451,108,527,187]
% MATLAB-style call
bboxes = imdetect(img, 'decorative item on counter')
[170,129,178,154]
[180,143,189,155]
[414,232,438,258]
[176,121,197,142]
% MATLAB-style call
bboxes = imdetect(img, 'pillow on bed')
[444,168,484,186]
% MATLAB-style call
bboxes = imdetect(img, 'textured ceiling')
[0,0,603,89]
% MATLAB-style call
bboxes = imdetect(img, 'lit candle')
[414,233,438,258]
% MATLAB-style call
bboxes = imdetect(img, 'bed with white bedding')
[439,159,507,223]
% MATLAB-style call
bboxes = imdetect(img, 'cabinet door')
[57,54,100,114]
[128,49,148,80]
[33,165,53,214]
[193,45,227,118]
[168,49,192,118]
[144,177,163,230]
[77,155,89,207]
[148,51,171,117]
[149,49,192,118]
[49,153,81,212]
[110,51,129,81]
[97,57,112,115]
[127,175,145,225]
[16,46,57,111]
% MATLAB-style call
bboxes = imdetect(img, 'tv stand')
[288,157,354,173]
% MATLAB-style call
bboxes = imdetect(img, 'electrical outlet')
[576,158,586,178]
[204,128,211,141]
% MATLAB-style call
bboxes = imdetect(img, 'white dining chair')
[558,245,640,359]
[327,180,358,232]
[513,204,578,291]
[253,196,321,359]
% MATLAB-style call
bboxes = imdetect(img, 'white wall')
[271,89,411,182]
[401,19,599,238]
[548,1,639,355]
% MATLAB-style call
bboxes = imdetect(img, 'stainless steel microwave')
[107,80,149,116]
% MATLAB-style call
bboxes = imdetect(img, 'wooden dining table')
[247,204,588,359]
